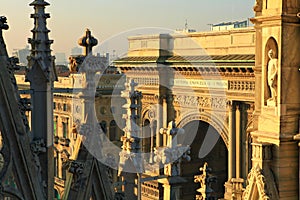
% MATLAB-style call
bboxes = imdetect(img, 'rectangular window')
[62,122,68,138]
[63,104,67,111]
[54,157,58,177]
[54,121,57,136]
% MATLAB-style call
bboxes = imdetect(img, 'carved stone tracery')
[242,164,279,200]
[69,161,85,190]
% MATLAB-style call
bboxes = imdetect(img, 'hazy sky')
[2,0,254,56]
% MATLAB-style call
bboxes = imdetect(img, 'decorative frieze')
[173,95,227,110]
[228,80,255,91]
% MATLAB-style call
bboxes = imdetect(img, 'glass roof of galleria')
[114,54,255,66]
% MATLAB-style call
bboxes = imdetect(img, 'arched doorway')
[180,120,228,199]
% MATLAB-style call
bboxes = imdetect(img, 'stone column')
[163,98,168,147]
[235,103,241,179]
[228,101,236,180]
[224,101,237,200]
[241,104,250,181]
[293,133,300,198]
[162,184,181,200]
[236,103,249,180]
[156,97,163,147]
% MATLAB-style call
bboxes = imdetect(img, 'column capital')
[227,101,238,114]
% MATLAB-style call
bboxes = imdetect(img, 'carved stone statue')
[253,0,262,12]
[267,49,278,105]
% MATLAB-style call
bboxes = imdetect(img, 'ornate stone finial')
[78,28,98,56]
[194,162,217,200]
[0,16,9,30]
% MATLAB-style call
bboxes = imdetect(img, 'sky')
[1,0,254,56]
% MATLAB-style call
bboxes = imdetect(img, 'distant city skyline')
[2,0,254,56]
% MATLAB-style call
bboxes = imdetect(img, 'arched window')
[109,120,117,141]
[62,122,67,138]
[152,120,157,148]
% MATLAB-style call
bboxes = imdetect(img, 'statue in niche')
[267,49,278,105]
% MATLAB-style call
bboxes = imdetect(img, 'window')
[53,116,58,136]
[109,120,117,141]
[62,122,68,138]
[63,104,67,111]
[142,120,151,153]
[61,161,67,180]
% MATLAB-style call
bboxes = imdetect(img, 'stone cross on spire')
[78,28,98,56]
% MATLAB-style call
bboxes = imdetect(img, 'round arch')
[177,111,228,148]
[179,114,228,199]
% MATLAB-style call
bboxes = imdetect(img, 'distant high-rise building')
[55,52,67,65]
[12,45,30,66]
[210,19,249,31]
[71,46,82,56]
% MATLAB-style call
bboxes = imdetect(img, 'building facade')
[114,0,300,199]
